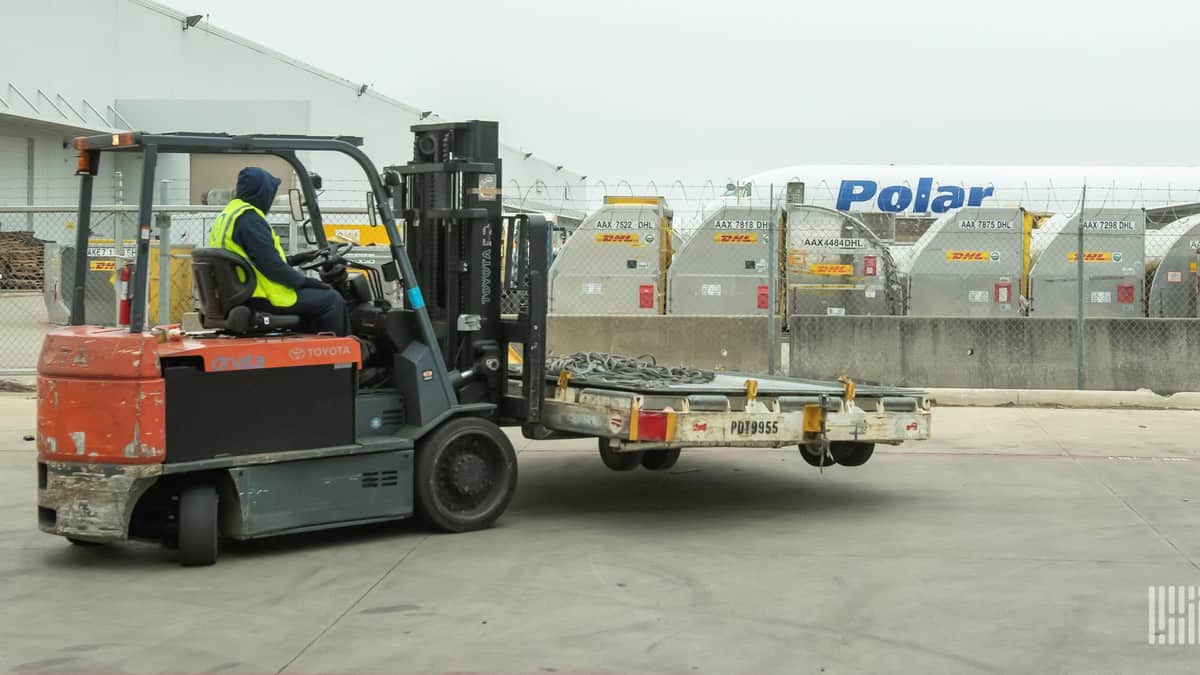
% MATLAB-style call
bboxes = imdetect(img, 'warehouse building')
[0,0,587,215]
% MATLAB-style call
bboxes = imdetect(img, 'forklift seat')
[191,248,301,334]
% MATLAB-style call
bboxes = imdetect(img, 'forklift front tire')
[599,438,642,471]
[415,417,517,533]
[178,484,219,567]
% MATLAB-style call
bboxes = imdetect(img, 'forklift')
[37,121,547,565]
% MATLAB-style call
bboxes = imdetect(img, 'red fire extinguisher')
[117,264,134,326]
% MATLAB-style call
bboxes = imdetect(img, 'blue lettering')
[967,185,995,207]
[834,179,993,213]
[836,180,877,210]
[913,177,933,213]
[930,186,965,212]
[878,185,913,212]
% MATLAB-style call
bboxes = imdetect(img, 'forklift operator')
[208,167,348,336]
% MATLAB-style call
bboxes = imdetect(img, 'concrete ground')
[1,394,1199,673]
[0,292,51,375]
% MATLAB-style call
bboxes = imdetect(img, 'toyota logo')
[288,347,306,360]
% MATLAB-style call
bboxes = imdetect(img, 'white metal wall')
[0,0,586,210]
[1,121,129,206]
[0,136,30,206]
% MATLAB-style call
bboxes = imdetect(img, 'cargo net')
[547,352,715,388]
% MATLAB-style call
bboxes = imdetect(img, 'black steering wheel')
[297,241,354,271]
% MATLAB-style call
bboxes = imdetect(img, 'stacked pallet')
[0,231,45,291]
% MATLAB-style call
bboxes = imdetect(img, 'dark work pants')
[250,287,347,336]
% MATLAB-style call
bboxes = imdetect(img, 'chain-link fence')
[782,194,1200,389]
[0,204,382,375]
[538,182,1200,390]
[7,179,1200,388]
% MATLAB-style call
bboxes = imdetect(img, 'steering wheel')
[298,241,354,271]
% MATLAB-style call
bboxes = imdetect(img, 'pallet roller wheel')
[830,442,875,467]
[799,442,835,468]
[598,437,642,471]
[641,449,681,471]
[415,417,518,532]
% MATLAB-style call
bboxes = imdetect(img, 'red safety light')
[1117,284,1135,304]
[757,285,769,310]
[638,284,655,309]
[75,133,135,151]
[863,255,878,277]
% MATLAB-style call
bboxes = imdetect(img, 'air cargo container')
[1147,215,1200,317]
[785,204,903,316]
[548,196,676,315]
[667,204,780,315]
[902,207,1030,316]
[1028,208,1145,317]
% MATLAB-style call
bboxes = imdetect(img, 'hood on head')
[235,167,282,213]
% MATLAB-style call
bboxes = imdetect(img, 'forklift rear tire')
[599,438,642,471]
[178,484,219,567]
[415,416,517,533]
[641,448,681,471]
[829,442,875,467]
[799,443,835,468]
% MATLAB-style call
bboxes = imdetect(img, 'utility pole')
[1075,184,1087,390]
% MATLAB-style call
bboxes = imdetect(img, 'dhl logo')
[1067,251,1113,262]
[808,263,854,276]
[594,233,639,244]
[714,233,758,244]
[89,260,116,271]
[944,250,989,262]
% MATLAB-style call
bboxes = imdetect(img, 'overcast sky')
[163,0,1199,183]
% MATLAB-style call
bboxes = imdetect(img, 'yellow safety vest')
[208,198,298,308]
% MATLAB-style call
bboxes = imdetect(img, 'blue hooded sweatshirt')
[230,167,306,290]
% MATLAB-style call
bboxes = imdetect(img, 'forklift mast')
[390,121,546,421]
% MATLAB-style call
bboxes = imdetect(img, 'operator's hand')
[287,250,321,266]
[319,263,348,287]
[302,276,332,290]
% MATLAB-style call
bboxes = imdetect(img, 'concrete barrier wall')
[789,316,1200,392]
[548,315,770,372]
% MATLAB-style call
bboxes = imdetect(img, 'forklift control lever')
[450,368,477,388]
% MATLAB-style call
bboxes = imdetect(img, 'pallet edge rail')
[538,371,930,450]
